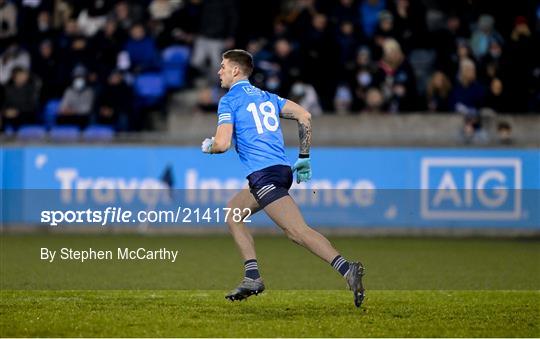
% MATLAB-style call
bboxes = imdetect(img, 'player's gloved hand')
[292,157,312,183]
[201,137,214,153]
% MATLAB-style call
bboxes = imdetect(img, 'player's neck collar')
[230,79,250,90]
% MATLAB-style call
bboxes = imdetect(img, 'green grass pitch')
[1,234,539,337]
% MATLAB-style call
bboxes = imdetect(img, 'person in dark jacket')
[190,0,238,83]
[96,69,133,129]
[372,38,418,112]
[449,58,485,115]
[124,23,161,73]
[32,40,64,103]
[1,67,41,130]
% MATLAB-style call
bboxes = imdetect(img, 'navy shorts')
[247,165,293,208]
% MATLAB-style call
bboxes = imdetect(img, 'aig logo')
[421,158,522,220]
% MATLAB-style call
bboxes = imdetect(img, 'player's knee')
[284,227,306,246]
[226,213,239,227]
[226,200,237,214]
[225,202,242,227]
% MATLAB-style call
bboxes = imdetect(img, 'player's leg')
[226,189,261,261]
[263,195,337,262]
[225,189,265,301]
[263,195,365,307]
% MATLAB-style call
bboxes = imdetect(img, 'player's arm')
[210,123,233,153]
[280,100,312,156]
[280,100,312,183]
[201,123,233,154]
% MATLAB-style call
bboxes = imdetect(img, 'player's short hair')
[222,49,254,76]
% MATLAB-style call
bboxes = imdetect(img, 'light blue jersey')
[217,79,290,176]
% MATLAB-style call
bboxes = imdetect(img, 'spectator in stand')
[270,18,290,44]
[478,38,503,83]
[11,0,53,44]
[52,0,72,29]
[373,11,398,48]
[246,37,272,67]
[92,19,127,80]
[76,0,112,38]
[283,0,318,43]
[504,16,535,113]
[483,78,508,113]
[363,87,385,113]
[444,38,476,81]
[496,121,512,145]
[268,38,302,97]
[1,67,41,130]
[449,58,485,115]
[62,35,96,76]
[56,18,80,51]
[388,0,427,51]
[351,46,377,110]
[0,0,17,41]
[330,0,360,31]
[334,83,354,114]
[470,15,503,60]
[426,71,452,112]
[336,21,359,79]
[359,0,386,39]
[531,12,540,112]
[148,0,177,22]
[461,114,489,145]
[157,0,201,48]
[0,42,31,85]
[302,13,337,110]
[289,79,322,116]
[95,69,132,129]
[244,37,272,87]
[373,38,417,112]
[124,23,161,73]
[190,0,238,84]
[433,13,470,77]
[31,39,63,104]
[57,66,94,128]
[109,1,144,32]
[147,0,180,40]
[29,10,58,50]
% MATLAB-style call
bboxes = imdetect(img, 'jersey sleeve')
[217,96,234,125]
[275,94,287,113]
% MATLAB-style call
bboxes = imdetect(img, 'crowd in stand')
[1,0,539,133]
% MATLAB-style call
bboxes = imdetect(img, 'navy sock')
[244,259,260,280]
[331,255,350,277]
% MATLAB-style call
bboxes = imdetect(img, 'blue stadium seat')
[162,67,187,90]
[162,46,190,89]
[82,125,114,142]
[43,99,62,128]
[3,125,15,137]
[162,45,190,64]
[49,125,80,142]
[16,125,47,141]
[133,73,166,106]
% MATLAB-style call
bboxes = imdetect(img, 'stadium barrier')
[2,146,538,231]
[168,113,540,146]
